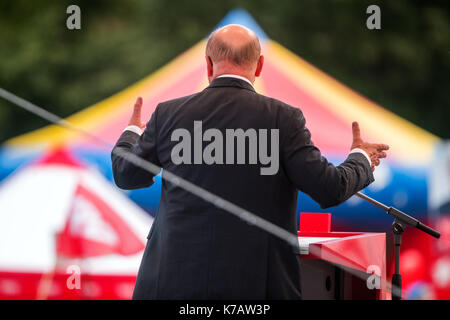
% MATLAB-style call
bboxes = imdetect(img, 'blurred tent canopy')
[4,8,439,165]
[0,0,448,142]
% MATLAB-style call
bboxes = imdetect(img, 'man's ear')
[255,55,264,77]
[205,56,213,77]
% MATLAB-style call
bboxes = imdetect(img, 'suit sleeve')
[281,108,374,209]
[111,105,162,190]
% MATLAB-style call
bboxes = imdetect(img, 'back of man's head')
[206,24,261,68]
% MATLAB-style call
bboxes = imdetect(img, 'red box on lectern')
[298,212,387,300]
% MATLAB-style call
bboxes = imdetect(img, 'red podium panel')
[298,213,387,300]
[299,212,331,233]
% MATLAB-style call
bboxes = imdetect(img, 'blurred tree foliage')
[0,0,448,141]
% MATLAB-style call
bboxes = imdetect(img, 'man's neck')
[215,74,253,86]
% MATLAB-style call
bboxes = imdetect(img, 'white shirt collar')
[216,74,253,87]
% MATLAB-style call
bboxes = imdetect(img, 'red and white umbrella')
[0,147,152,299]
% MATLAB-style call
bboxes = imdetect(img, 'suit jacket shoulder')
[157,92,201,111]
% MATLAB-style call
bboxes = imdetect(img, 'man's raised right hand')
[351,121,389,171]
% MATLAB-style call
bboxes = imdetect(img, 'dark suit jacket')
[111,77,374,299]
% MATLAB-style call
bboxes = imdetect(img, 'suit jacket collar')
[207,76,256,93]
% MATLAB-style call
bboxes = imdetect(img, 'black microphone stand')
[355,192,440,300]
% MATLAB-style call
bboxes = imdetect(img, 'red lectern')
[298,213,387,300]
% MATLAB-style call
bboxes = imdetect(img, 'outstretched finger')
[370,158,380,167]
[377,151,387,158]
[376,144,389,151]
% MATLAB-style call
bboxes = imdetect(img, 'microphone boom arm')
[355,192,440,239]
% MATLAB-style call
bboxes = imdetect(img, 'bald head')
[206,24,261,67]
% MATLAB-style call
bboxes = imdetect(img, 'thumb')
[129,97,144,127]
[133,97,143,117]
[352,121,361,142]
